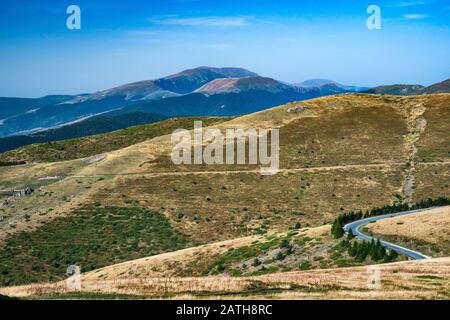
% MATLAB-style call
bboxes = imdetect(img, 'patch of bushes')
[0,206,192,286]
[0,161,26,166]
[206,233,296,276]
[299,262,311,270]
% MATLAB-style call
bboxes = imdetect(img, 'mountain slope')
[119,91,304,116]
[422,79,450,94]
[0,95,80,121]
[195,76,295,94]
[0,116,232,163]
[154,66,258,94]
[0,112,167,153]
[363,84,425,95]
[120,77,351,117]
[363,79,450,95]
[296,79,368,92]
[76,80,178,102]
[71,66,257,103]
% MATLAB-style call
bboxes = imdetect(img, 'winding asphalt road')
[343,207,437,260]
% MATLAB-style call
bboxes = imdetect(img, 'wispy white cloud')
[150,15,252,28]
[402,13,429,19]
[386,1,425,7]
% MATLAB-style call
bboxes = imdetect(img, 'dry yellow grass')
[0,172,116,242]
[81,226,331,281]
[83,235,261,280]
[1,257,448,300]
[368,206,450,244]
[367,206,450,256]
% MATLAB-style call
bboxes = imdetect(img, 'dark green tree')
[347,229,355,240]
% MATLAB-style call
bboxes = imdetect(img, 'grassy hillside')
[97,167,405,243]
[0,206,193,286]
[0,116,232,163]
[147,105,409,172]
[0,93,448,288]
[76,224,398,281]
[0,223,379,287]
[366,206,450,257]
[416,96,450,162]
[2,258,448,299]
[414,163,450,202]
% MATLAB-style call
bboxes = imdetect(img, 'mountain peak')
[297,79,336,87]
[64,67,259,103]
[296,79,368,92]
[195,76,291,94]
[173,66,257,77]
[156,67,258,94]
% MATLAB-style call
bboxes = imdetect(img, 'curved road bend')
[343,207,440,260]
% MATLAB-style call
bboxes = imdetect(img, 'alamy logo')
[171,121,279,175]
[66,5,81,30]
[366,265,381,289]
[66,265,81,290]
[366,5,381,30]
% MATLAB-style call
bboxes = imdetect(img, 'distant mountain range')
[0,67,363,139]
[114,76,362,117]
[363,79,450,95]
[295,79,369,92]
[66,67,258,104]
[0,66,448,153]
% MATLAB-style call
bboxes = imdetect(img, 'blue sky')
[0,0,449,97]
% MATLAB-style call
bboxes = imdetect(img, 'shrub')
[252,258,262,267]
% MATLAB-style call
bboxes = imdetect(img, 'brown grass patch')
[367,206,450,257]
[1,257,448,300]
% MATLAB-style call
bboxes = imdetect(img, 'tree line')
[0,160,26,167]
[342,231,398,263]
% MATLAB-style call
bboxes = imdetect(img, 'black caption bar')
[0,299,447,319]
